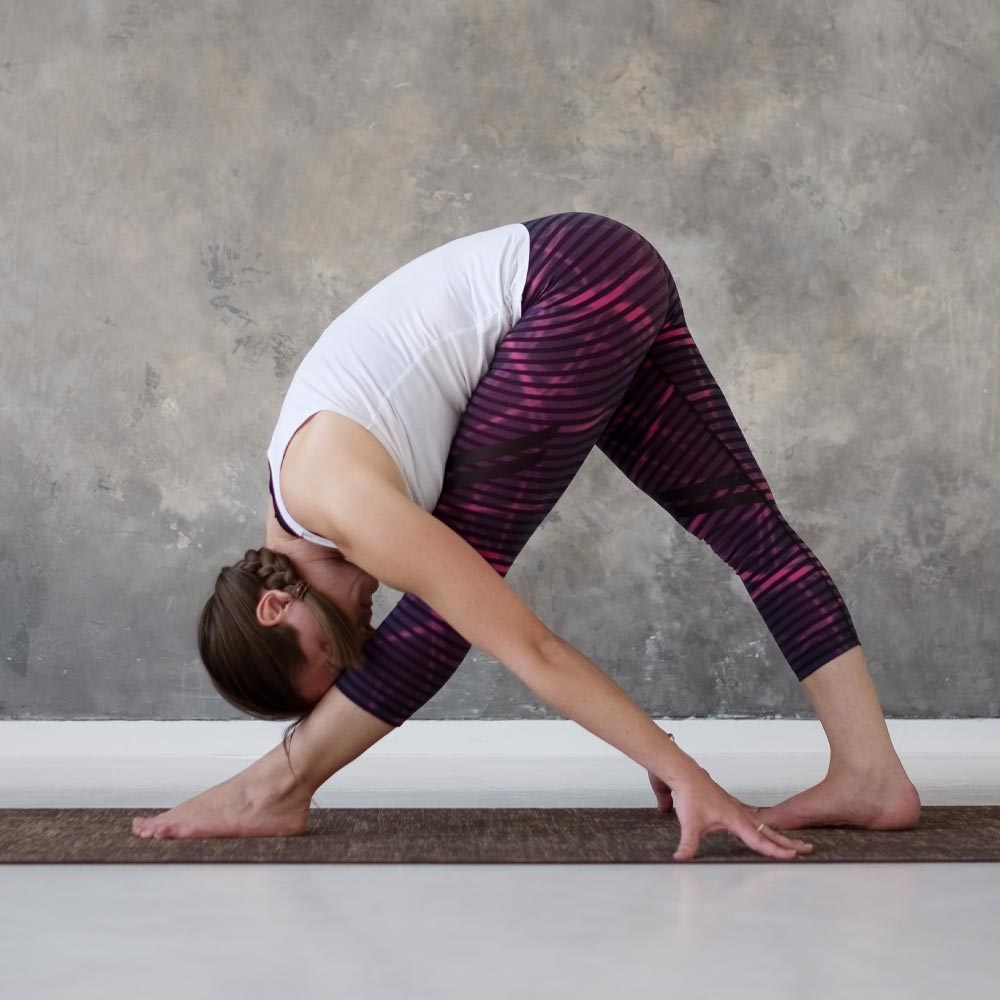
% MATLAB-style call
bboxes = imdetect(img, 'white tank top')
[267,222,531,548]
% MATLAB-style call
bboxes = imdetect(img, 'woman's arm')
[287,682,395,792]
[286,464,701,787]
[280,465,812,860]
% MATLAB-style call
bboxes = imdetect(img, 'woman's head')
[197,546,377,721]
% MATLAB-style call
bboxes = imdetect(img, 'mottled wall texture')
[1,1,997,721]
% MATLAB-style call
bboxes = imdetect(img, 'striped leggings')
[335,212,860,727]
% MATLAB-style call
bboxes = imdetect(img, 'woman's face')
[296,548,381,639]
[258,548,380,703]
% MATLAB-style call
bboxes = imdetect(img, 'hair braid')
[234,547,303,595]
[198,546,360,732]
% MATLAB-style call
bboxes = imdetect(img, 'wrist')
[652,733,704,786]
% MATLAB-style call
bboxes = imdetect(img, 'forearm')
[275,592,473,795]
[524,634,702,784]
[270,633,698,799]
[284,684,395,795]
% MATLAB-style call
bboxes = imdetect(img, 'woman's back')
[267,222,530,546]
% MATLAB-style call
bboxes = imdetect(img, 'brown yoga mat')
[1,806,998,864]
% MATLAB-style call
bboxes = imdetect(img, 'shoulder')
[328,475,554,665]
[279,411,408,543]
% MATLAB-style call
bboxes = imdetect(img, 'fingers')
[759,823,813,854]
[672,828,701,862]
[652,784,674,812]
[648,770,675,813]
[747,820,812,859]
[673,819,814,862]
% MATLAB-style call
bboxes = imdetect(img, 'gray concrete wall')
[1,0,997,721]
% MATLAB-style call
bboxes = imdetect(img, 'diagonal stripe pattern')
[597,327,860,678]
[336,213,858,727]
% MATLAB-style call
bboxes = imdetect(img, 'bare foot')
[752,768,921,831]
[132,758,312,840]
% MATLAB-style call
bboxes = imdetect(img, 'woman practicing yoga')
[133,212,920,859]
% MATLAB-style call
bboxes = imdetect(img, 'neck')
[265,505,342,561]
[265,523,343,569]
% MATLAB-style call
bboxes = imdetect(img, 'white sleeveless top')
[267,222,531,548]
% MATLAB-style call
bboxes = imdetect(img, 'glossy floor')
[2,751,997,1000]
[4,862,995,999]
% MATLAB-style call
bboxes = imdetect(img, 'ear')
[256,589,292,628]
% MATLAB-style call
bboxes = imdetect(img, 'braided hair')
[197,547,363,731]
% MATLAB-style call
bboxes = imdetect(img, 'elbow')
[504,629,578,707]
[533,629,570,668]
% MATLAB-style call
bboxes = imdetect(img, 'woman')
[133,212,920,860]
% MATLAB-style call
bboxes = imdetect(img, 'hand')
[666,765,814,861]
[648,769,674,812]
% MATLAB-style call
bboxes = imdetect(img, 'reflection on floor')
[1,745,997,999]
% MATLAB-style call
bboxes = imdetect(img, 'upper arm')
[287,465,556,673]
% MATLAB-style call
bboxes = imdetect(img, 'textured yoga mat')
[1,807,998,864]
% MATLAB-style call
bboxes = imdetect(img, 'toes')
[134,818,168,839]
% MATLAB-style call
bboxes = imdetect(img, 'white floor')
[2,721,998,1000]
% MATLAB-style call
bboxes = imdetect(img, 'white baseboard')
[2,720,997,808]
[1,718,998,760]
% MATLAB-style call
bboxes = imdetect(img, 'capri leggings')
[335,212,861,727]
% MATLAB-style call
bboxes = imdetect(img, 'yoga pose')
[133,212,920,859]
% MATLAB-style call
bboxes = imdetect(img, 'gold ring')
[756,822,766,833]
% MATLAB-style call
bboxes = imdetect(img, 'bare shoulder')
[279,411,408,541]
[330,474,554,667]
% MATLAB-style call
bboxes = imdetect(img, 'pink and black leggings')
[336,212,860,727]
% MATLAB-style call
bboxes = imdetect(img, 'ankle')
[246,743,316,806]
[826,752,909,786]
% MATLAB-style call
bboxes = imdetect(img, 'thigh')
[437,213,676,573]
[335,213,678,725]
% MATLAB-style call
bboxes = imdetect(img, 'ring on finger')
[756,822,767,833]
